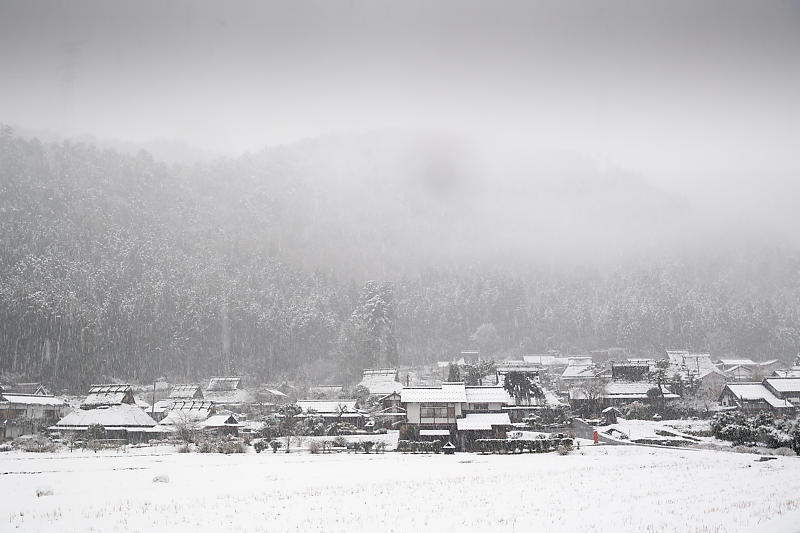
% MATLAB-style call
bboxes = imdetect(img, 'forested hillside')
[1,126,799,390]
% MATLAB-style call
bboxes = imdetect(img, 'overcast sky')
[1,0,798,182]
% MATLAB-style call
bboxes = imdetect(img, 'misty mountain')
[1,126,799,390]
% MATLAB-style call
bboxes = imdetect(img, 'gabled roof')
[2,383,49,395]
[160,401,216,425]
[401,382,467,403]
[604,382,678,399]
[201,414,240,428]
[203,388,254,405]
[561,365,596,379]
[308,385,344,398]
[170,384,204,399]
[0,393,66,407]
[719,358,758,367]
[456,412,512,431]
[81,384,134,408]
[296,399,358,414]
[763,378,800,394]
[464,386,513,404]
[206,377,242,391]
[358,368,402,395]
[56,404,157,428]
[522,354,569,366]
[723,383,792,408]
[698,367,727,379]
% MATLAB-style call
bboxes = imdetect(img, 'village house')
[295,399,364,428]
[697,367,728,398]
[53,384,159,443]
[401,382,515,450]
[357,368,403,396]
[719,382,794,414]
[255,386,289,411]
[762,377,800,406]
[0,387,67,441]
[601,382,679,408]
[159,400,217,427]
[307,385,345,399]
[203,377,254,408]
[665,350,716,381]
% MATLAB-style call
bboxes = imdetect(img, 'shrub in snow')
[361,441,374,454]
[253,439,271,453]
[177,443,191,453]
[308,441,322,454]
[556,444,570,455]
[152,474,170,483]
[36,487,54,497]
[270,440,282,453]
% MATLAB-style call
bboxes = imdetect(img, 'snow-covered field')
[2,445,799,533]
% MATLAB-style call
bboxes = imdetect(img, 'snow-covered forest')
[2,126,799,390]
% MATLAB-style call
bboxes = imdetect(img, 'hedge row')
[396,440,444,453]
[476,438,573,454]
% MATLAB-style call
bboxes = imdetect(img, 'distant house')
[307,385,344,399]
[81,384,135,409]
[495,361,542,382]
[159,400,217,427]
[295,399,363,428]
[373,392,406,428]
[723,365,758,382]
[170,384,204,400]
[601,382,678,408]
[558,362,597,391]
[611,362,650,382]
[1,383,50,396]
[200,413,241,436]
[773,368,800,378]
[697,367,727,397]
[203,377,254,407]
[54,404,158,442]
[358,368,403,396]
[456,412,512,450]
[762,378,800,406]
[665,350,716,381]
[0,391,67,441]
[255,386,289,410]
[719,382,794,414]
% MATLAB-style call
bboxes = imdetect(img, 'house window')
[469,403,489,411]
[420,404,449,419]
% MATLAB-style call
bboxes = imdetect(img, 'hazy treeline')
[1,127,799,390]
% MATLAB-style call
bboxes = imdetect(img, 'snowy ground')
[2,445,799,533]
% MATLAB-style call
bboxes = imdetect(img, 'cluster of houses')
[2,350,799,447]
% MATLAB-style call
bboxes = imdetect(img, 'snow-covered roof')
[604,382,678,399]
[724,383,791,408]
[160,408,213,425]
[401,383,468,403]
[152,399,173,413]
[56,404,157,428]
[764,378,800,394]
[1,383,49,395]
[773,369,800,378]
[207,377,242,391]
[358,368,403,395]
[296,399,358,414]
[201,414,240,428]
[561,365,595,379]
[308,385,344,398]
[698,367,727,379]
[134,397,152,410]
[496,361,543,373]
[203,389,254,405]
[464,386,513,404]
[260,388,287,397]
[81,384,133,408]
[456,412,512,431]
[0,394,66,406]
[522,354,569,366]
[170,384,204,399]
[719,358,758,367]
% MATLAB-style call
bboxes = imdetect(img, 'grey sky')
[1,0,798,181]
